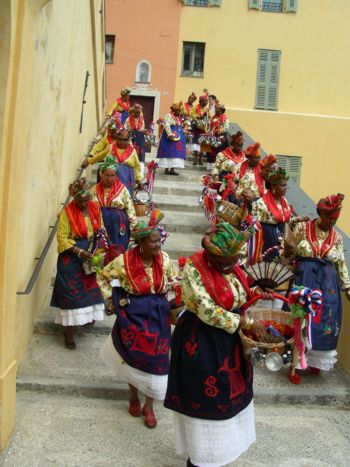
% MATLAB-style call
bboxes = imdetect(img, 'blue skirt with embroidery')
[293,258,342,351]
[131,130,146,162]
[157,124,186,160]
[50,239,103,310]
[111,288,171,375]
[164,310,253,420]
[117,164,134,198]
[101,207,130,251]
[261,222,285,261]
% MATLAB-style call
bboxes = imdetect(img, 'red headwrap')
[317,193,344,218]
[260,153,277,168]
[231,131,244,146]
[245,142,261,158]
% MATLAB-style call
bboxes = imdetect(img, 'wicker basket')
[217,200,243,226]
[239,308,294,356]
[134,202,148,217]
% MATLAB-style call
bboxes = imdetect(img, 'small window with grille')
[276,155,302,185]
[181,42,205,77]
[105,35,115,64]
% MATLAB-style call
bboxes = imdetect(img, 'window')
[255,49,281,111]
[262,1,283,12]
[105,35,115,64]
[181,42,205,77]
[276,155,302,185]
[135,60,151,83]
[182,0,222,6]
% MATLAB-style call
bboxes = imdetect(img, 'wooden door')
[130,95,155,129]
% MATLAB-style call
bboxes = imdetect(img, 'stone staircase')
[16,150,350,409]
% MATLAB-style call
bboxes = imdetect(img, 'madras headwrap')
[268,167,289,185]
[317,193,344,213]
[120,87,131,96]
[260,153,277,168]
[69,177,91,198]
[231,131,244,146]
[202,221,249,257]
[170,101,183,112]
[245,142,261,157]
[98,155,119,173]
[131,208,169,244]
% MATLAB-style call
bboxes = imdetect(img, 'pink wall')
[105,0,182,117]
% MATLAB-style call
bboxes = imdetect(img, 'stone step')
[163,210,209,234]
[164,232,202,259]
[17,333,350,408]
[153,180,202,197]
[151,193,202,213]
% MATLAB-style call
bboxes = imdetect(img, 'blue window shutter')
[276,155,302,185]
[266,50,281,110]
[248,0,260,9]
[285,0,298,12]
[209,0,222,6]
[255,49,269,109]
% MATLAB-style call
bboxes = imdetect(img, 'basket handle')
[241,293,288,315]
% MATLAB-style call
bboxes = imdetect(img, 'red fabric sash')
[124,246,164,294]
[111,143,134,163]
[128,115,144,131]
[262,191,292,223]
[95,179,124,207]
[170,112,183,126]
[306,219,337,259]
[117,97,130,112]
[222,147,246,165]
[239,161,264,196]
[183,102,192,116]
[190,250,237,311]
[194,104,207,118]
[64,200,101,238]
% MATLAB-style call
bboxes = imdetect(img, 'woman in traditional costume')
[192,94,209,166]
[124,103,146,178]
[206,103,230,171]
[211,130,245,180]
[251,167,294,261]
[235,142,264,201]
[51,178,105,349]
[287,194,350,383]
[98,211,177,428]
[164,222,276,467]
[81,122,118,170]
[107,87,132,124]
[91,156,137,251]
[181,92,197,119]
[157,102,187,176]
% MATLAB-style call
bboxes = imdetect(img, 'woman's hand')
[250,321,280,343]
[81,158,89,169]
[168,134,175,142]
[254,286,274,301]
[105,298,115,315]
[80,250,93,261]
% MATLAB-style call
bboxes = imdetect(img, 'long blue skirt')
[157,125,186,160]
[101,207,130,251]
[120,110,129,124]
[164,311,253,421]
[261,222,285,261]
[132,130,146,162]
[111,288,171,375]
[50,239,103,310]
[293,258,342,351]
[118,164,134,198]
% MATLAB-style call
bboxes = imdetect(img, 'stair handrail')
[17,119,107,295]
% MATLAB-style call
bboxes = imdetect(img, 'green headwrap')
[202,221,248,257]
[98,155,119,173]
[268,168,289,185]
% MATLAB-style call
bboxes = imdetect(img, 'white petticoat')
[157,158,185,169]
[174,401,256,467]
[305,349,337,371]
[100,334,168,400]
[54,304,104,326]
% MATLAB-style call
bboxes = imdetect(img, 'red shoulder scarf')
[117,97,130,112]
[124,246,164,294]
[111,143,134,163]
[128,115,144,131]
[306,219,337,259]
[190,250,253,311]
[210,114,227,135]
[183,102,192,116]
[194,104,208,118]
[95,179,124,207]
[262,191,292,223]
[222,147,246,165]
[239,161,264,196]
[64,200,101,238]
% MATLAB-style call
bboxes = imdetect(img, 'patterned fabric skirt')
[157,125,186,160]
[101,207,130,251]
[260,222,285,261]
[50,238,104,326]
[118,164,134,198]
[131,130,146,162]
[293,258,342,357]
[164,311,253,421]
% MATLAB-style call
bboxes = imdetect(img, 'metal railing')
[17,120,107,295]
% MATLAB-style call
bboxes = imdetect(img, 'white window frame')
[181,42,205,78]
[135,60,151,84]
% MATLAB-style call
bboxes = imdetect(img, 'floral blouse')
[91,184,137,229]
[292,220,350,289]
[235,166,265,199]
[162,113,188,138]
[124,116,145,132]
[251,196,294,225]
[97,251,177,299]
[181,259,247,334]
[211,151,244,178]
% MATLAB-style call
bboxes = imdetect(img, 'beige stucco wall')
[0,0,105,450]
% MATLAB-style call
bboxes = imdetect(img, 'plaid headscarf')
[69,177,91,198]
[268,167,289,185]
[202,221,249,257]
[317,193,344,213]
[98,155,119,173]
[131,209,169,245]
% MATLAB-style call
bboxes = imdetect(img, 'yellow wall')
[175,0,350,235]
[0,0,105,450]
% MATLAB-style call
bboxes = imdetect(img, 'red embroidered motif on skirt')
[204,376,219,398]
[218,345,245,399]
[130,321,159,356]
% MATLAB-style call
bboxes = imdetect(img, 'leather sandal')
[142,406,157,428]
[129,398,141,417]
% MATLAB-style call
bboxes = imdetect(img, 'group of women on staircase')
[50,85,350,467]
